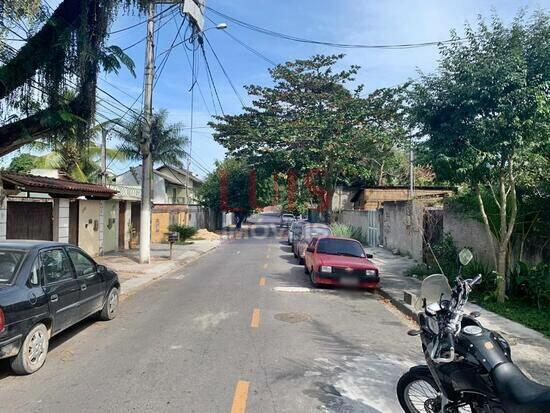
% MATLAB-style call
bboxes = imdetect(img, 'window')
[316,238,365,258]
[0,250,25,284]
[28,259,41,287]
[67,249,96,277]
[41,249,73,284]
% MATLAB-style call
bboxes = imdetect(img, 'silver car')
[287,219,306,245]
[294,223,332,264]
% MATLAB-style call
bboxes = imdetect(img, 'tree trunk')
[377,160,385,186]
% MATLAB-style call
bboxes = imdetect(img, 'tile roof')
[1,172,117,198]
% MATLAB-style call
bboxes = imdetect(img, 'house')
[116,165,202,205]
[350,186,454,210]
[0,171,116,257]
[116,165,205,243]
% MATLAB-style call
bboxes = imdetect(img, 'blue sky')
[3,0,549,177]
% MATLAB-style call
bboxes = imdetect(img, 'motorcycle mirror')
[407,329,421,336]
[459,248,474,266]
[470,311,481,318]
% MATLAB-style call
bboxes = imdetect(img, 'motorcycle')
[396,248,550,413]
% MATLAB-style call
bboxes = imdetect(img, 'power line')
[206,6,469,50]
[204,15,276,66]
[198,41,225,116]
[202,34,246,108]
[153,17,187,91]
[122,9,178,51]
[108,4,178,35]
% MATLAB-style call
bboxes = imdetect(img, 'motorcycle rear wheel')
[397,368,474,413]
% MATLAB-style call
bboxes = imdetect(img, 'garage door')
[7,201,53,240]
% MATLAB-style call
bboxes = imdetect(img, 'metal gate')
[365,210,380,247]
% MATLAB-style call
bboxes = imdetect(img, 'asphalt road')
[0,226,421,413]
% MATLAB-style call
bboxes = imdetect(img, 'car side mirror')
[306,247,314,253]
[366,253,374,259]
[97,264,106,273]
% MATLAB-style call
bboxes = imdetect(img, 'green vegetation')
[330,223,365,244]
[408,11,550,302]
[472,298,550,338]
[168,225,197,243]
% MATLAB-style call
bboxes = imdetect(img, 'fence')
[339,209,381,247]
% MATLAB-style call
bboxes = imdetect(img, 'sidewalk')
[96,240,221,294]
[370,246,550,386]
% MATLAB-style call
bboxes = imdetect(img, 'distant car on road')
[280,213,295,228]
[294,223,332,264]
[0,241,120,374]
[304,236,379,289]
[287,219,306,245]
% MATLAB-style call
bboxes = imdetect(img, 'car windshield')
[303,226,331,240]
[0,250,25,284]
[316,238,365,258]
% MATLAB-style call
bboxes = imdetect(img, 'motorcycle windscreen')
[414,274,452,311]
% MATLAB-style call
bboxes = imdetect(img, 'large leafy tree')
[210,54,408,222]
[408,12,550,302]
[116,109,188,168]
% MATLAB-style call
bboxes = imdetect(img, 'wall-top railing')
[108,184,142,200]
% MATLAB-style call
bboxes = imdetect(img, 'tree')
[210,54,408,223]
[117,109,188,168]
[7,153,38,173]
[408,12,550,302]
[198,158,274,216]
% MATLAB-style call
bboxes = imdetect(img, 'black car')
[0,241,120,374]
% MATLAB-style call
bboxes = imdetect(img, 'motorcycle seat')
[492,362,550,413]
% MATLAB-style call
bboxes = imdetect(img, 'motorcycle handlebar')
[470,274,482,286]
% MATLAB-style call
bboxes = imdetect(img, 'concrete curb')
[377,286,419,323]
[120,243,220,296]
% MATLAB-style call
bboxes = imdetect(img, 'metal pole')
[409,137,415,199]
[100,128,107,186]
[140,1,155,264]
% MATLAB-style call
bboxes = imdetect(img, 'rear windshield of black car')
[316,239,365,258]
[0,250,25,284]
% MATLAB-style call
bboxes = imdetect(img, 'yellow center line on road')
[250,308,261,328]
[230,380,250,413]
[259,277,266,286]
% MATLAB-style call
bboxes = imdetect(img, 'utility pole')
[140,1,155,264]
[100,128,107,186]
[409,137,415,199]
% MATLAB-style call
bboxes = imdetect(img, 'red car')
[304,236,380,289]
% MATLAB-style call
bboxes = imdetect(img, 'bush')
[330,223,365,243]
[406,263,431,279]
[168,224,198,243]
[510,262,550,310]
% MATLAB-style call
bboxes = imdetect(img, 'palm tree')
[28,119,125,182]
[116,109,188,168]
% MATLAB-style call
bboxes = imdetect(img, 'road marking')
[230,380,250,413]
[250,308,261,328]
[263,263,268,269]
[259,277,266,286]
[266,254,270,259]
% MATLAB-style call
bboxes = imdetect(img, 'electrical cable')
[204,15,276,66]
[109,4,177,35]
[198,41,225,116]
[202,34,246,108]
[206,5,470,50]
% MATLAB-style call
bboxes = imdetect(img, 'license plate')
[340,277,359,286]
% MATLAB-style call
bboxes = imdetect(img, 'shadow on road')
[0,317,100,380]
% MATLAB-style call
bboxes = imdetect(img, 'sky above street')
[3,0,549,177]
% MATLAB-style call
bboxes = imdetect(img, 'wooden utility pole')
[140,1,155,264]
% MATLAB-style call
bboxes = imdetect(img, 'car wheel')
[11,323,49,375]
[309,272,319,288]
[99,287,119,321]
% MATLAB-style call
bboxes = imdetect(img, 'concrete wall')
[443,206,496,267]
[102,200,118,253]
[124,201,132,250]
[382,200,424,261]
[78,200,101,257]
[0,194,7,240]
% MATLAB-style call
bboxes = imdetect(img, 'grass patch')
[471,296,550,338]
